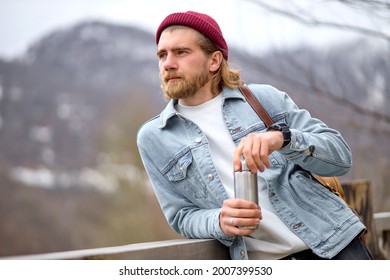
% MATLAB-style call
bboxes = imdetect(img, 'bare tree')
[244,0,390,41]
[242,0,390,125]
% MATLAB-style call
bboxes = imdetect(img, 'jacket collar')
[158,86,245,129]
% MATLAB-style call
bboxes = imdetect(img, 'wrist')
[266,123,291,148]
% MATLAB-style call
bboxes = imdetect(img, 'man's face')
[157,28,211,101]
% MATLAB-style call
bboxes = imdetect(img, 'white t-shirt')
[176,94,309,259]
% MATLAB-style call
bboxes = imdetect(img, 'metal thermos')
[234,160,259,229]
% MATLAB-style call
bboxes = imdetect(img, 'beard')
[162,69,210,101]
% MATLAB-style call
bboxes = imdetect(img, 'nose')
[161,53,177,71]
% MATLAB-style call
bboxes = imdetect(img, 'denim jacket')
[137,84,365,260]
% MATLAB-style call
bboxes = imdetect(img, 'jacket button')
[195,137,202,143]
[293,223,302,229]
[240,250,245,257]
[207,174,214,181]
[231,127,241,134]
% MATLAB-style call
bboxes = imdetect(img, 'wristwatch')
[266,123,291,148]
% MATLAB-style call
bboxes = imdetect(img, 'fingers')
[220,199,262,236]
[230,216,260,229]
[223,198,260,212]
[233,131,282,173]
[233,134,268,173]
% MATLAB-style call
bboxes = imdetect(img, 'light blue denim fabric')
[137,84,365,260]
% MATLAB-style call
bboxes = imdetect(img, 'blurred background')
[0,0,389,257]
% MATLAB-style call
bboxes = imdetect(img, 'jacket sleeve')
[137,137,235,246]
[252,84,352,176]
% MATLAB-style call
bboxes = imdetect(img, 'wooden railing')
[3,180,390,260]
[4,239,230,260]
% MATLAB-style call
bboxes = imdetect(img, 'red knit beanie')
[156,11,229,60]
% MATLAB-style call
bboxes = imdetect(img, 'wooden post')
[342,179,386,259]
[383,231,390,259]
[373,212,390,259]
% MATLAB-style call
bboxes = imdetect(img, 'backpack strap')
[238,84,274,127]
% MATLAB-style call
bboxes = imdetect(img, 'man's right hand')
[219,198,262,236]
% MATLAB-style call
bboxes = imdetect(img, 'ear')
[209,51,223,72]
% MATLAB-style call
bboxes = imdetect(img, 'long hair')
[197,31,244,94]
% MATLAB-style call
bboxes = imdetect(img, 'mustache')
[163,72,182,81]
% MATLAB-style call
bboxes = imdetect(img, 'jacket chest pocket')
[165,150,207,199]
[166,151,192,181]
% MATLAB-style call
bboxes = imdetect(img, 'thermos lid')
[241,160,249,171]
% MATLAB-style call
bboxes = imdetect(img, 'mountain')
[0,21,162,169]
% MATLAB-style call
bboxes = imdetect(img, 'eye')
[157,52,167,60]
[177,49,188,56]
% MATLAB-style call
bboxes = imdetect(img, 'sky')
[0,0,388,59]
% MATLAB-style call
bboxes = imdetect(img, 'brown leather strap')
[238,84,274,127]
